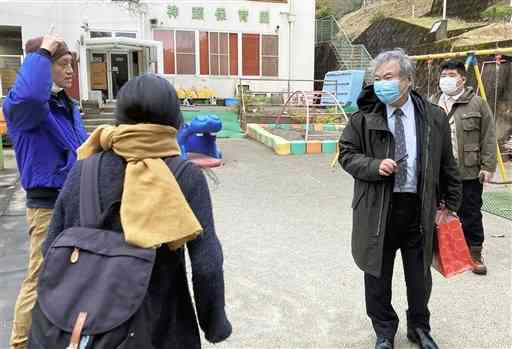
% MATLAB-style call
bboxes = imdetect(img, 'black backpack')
[29,153,190,349]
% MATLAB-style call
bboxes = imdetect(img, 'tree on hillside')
[316,0,361,19]
[482,4,512,22]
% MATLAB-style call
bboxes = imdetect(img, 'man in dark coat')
[339,49,461,349]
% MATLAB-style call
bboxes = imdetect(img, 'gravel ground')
[1,141,511,349]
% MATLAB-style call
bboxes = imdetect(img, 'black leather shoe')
[375,336,394,349]
[407,328,439,349]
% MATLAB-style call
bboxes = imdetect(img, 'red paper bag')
[433,210,474,278]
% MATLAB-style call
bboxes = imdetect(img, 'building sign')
[192,7,204,20]
[162,5,273,24]
[167,5,178,19]
[260,11,270,24]
[215,8,227,21]
[239,9,249,23]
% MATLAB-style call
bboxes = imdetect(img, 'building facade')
[0,0,315,101]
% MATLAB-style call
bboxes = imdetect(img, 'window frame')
[241,33,279,78]
[174,30,197,75]
[209,31,231,77]
[261,34,279,77]
[153,29,279,79]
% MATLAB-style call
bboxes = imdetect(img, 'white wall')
[165,75,312,99]
[0,1,140,55]
[290,0,316,82]
[145,0,315,96]
[0,0,316,99]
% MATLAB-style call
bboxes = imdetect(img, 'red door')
[65,52,80,100]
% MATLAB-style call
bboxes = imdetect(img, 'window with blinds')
[175,31,196,75]
[154,30,277,77]
[209,32,230,76]
[242,34,279,77]
[153,30,196,75]
[262,35,278,77]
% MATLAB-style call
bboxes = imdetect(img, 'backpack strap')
[79,152,104,228]
[165,155,191,181]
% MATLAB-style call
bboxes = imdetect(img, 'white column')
[443,0,447,20]
[79,44,89,101]
[156,42,164,75]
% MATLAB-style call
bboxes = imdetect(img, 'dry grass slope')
[340,0,435,39]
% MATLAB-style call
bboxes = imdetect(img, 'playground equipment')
[276,90,348,142]
[177,115,223,168]
[479,56,509,118]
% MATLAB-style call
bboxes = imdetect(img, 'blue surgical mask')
[373,80,401,105]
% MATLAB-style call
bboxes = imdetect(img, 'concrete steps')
[81,101,116,134]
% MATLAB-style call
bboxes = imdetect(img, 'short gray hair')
[371,48,416,80]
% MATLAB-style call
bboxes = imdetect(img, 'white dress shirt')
[386,95,418,193]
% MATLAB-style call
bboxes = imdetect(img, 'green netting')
[182,109,245,139]
[482,191,512,221]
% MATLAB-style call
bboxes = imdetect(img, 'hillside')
[430,0,503,19]
[334,0,512,144]
[453,23,512,48]
[340,0,434,39]
[339,0,511,41]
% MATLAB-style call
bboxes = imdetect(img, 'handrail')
[316,16,373,74]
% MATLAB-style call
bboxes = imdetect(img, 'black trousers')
[364,193,432,340]
[458,179,485,247]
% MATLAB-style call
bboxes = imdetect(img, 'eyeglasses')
[55,62,73,70]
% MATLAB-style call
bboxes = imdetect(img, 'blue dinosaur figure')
[178,114,223,161]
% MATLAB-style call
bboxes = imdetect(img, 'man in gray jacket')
[340,49,461,349]
[431,60,497,275]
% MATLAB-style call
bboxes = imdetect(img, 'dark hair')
[440,60,466,77]
[115,74,183,129]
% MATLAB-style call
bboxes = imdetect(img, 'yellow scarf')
[77,124,202,250]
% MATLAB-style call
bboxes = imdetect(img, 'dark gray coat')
[42,151,232,348]
[339,86,462,277]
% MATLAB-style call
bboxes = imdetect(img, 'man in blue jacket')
[3,34,88,349]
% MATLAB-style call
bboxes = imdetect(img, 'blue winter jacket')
[2,51,88,206]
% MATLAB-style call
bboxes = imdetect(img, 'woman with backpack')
[31,74,232,348]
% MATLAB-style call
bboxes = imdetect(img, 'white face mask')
[439,76,461,96]
[51,83,64,94]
